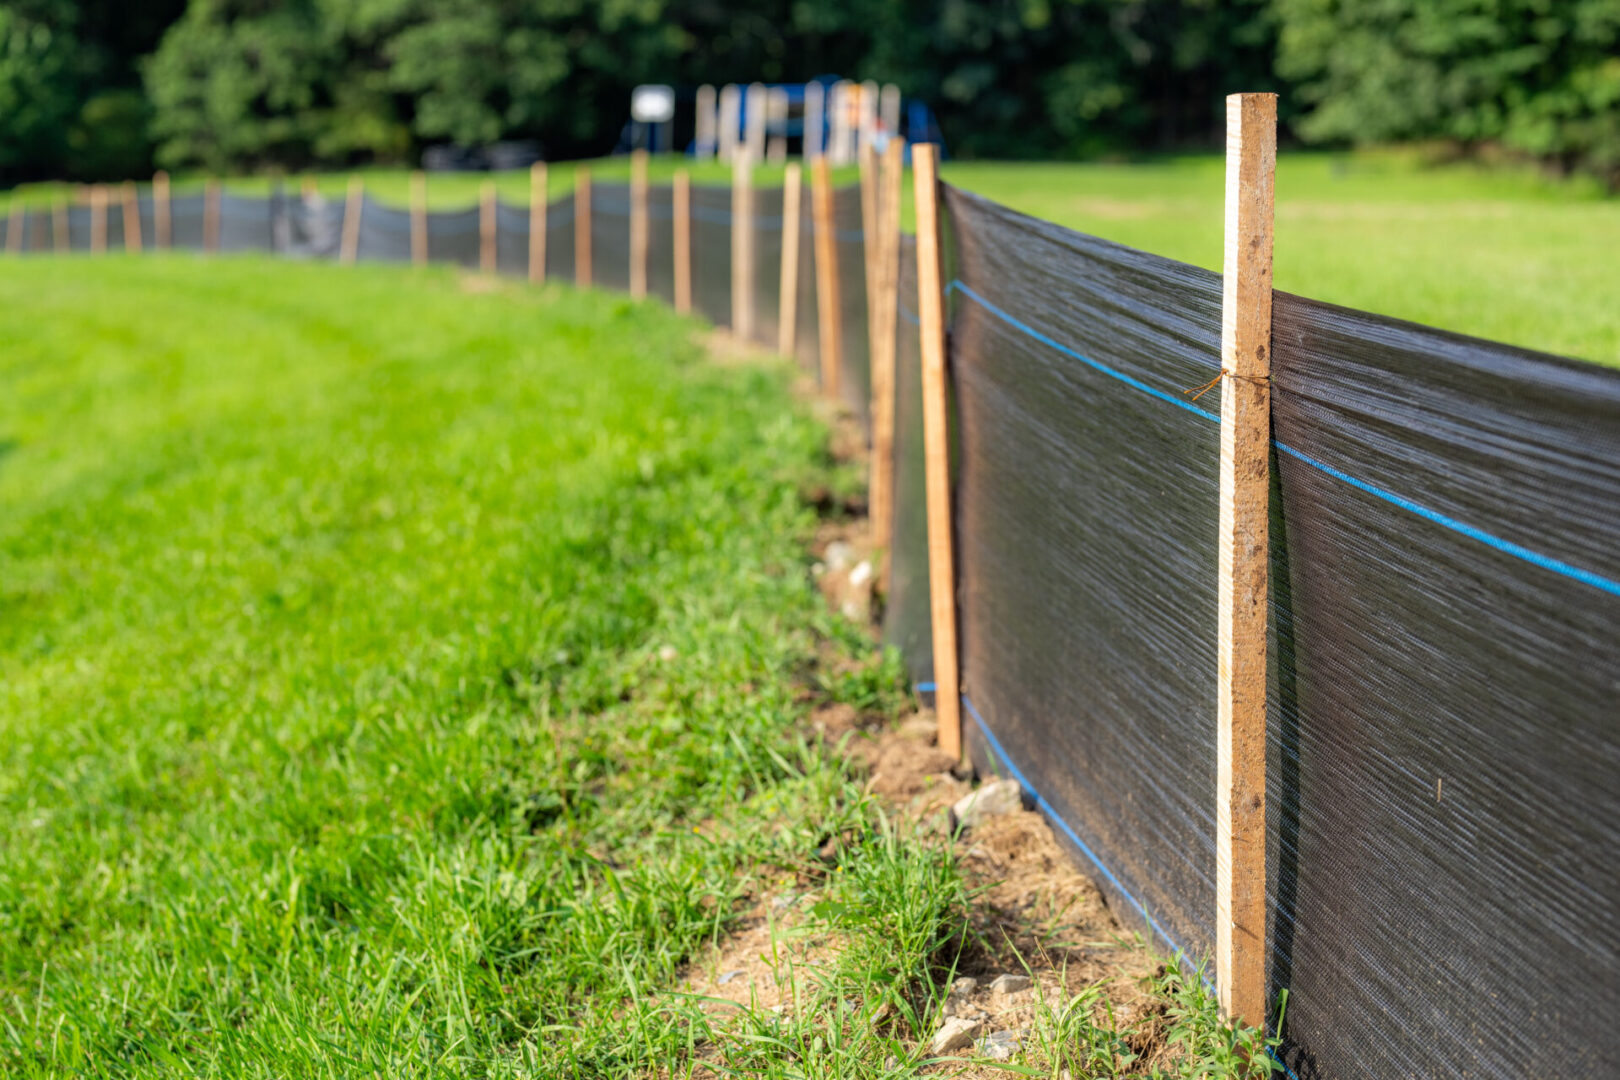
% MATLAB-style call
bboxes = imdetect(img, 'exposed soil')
[678,331,1166,1073]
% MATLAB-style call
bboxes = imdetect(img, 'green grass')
[0,255,1275,1077]
[0,254,896,1076]
[941,150,1620,364]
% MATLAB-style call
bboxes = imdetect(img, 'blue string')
[939,686,1298,1078]
[946,277,1620,598]
[949,280,1219,422]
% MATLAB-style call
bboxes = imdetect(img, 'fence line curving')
[5,147,1619,1080]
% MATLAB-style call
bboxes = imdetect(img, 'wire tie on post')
[1184,369,1269,403]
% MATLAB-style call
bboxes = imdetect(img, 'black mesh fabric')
[545,195,576,284]
[495,202,529,277]
[882,235,933,687]
[420,205,477,267]
[288,196,342,258]
[1263,297,1620,1079]
[689,184,732,328]
[832,186,871,430]
[135,194,158,252]
[645,185,676,306]
[592,182,633,294]
[218,193,273,252]
[106,201,128,249]
[167,193,203,250]
[941,185,1225,966]
[66,206,92,250]
[751,187,784,350]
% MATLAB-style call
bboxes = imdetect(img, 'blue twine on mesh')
[946,277,1620,599]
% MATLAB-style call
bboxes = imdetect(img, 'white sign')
[631,85,676,124]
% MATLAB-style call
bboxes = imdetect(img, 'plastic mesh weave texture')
[1265,294,1620,1079]
[942,184,1225,964]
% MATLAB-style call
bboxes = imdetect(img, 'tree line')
[3,0,1617,187]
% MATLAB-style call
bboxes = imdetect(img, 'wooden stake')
[777,162,802,356]
[90,185,107,254]
[731,153,755,339]
[630,148,649,299]
[204,179,221,253]
[575,167,592,287]
[673,169,691,314]
[153,171,170,249]
[53,198,68,251]
[411,170,427,267]
[6,201,22,254]
[811,156,843,397]
[1215,91,1276,1030]
[870,138,906,577]
[529,162,547,284]
[479,180,497,274]
[121,182,142,253]
[339,177,362,265]
[911,143,961,761]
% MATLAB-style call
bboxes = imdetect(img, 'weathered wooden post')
[630,148,649,299]
[811,157,843,396]
[153,171,171,249]
[479,180,497,274]
[911,143,960,760]
[673,169,692,314]
[52,198,68,251]
[777,162,802,357]
[339,177,362,265]
[121,181,142,253]
[575,167,592,287]
[411,170,428,267]
[1215,91,1277,1031]
[90,185,107,254]
[870,138,906,577]
[529,162,547,284]
[204,179,221,254]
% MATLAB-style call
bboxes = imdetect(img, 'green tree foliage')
[0,1,93,174]
[1277,0,1620,183]
[5,0,1620,184]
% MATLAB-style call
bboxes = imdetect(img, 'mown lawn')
[7,148,1616,363]
[0,254,961,1076]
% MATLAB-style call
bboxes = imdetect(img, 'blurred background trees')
[2,0,1617,187]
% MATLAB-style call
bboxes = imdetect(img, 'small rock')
[951,976,979,996]
[927,1016,982,1055]
[825,540,855,571]
[884,1057,898,1071]
[657,644,679,662]
[811,561,827,577]
[771,893,798,910]
[950,779,1023,831]
[717,969,746,985]
[990,973,1032,995]
[849,559,873,588]
[977,1029,1021,1061]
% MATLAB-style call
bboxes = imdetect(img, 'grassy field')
[0,254,909,1075]
[0,257,1274,1076]
[6,149,1616,362]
